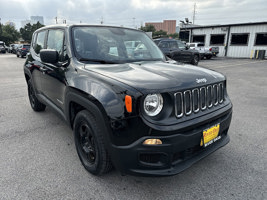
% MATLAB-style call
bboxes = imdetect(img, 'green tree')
[20,22,44,43]
[139,24,156,33]
[168,33,179,39]
[153,30,167,38]
[0,24,20,45]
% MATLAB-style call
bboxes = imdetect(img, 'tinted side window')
[35,31,46,54]
[159,41,169,48]
[170,41,178,49]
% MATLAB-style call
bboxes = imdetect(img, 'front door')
[41,29,68,110]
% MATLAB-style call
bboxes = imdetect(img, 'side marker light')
[125,95,132,113]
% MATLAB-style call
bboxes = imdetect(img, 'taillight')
[209,48,212,51]
[22,48,26,50]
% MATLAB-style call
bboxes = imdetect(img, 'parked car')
[0,41,6,53]
[5,45,9,52]
[16,44,30,58]
[187,42,213,59]
[24,25,232,176]
[154,38,200,65]
[10,44,20,54]
[0,45,6,53]
[8,44,14,53]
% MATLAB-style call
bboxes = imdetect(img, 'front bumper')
[109,106,232,176]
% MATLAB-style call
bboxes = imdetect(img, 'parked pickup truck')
[187,42,219,59]
[24,24,232,176]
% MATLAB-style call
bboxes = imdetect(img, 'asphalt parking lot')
[0,54,266,200]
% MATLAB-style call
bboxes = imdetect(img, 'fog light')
[143,139,162,145]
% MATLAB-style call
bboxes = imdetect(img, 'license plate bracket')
[201,124,221,147]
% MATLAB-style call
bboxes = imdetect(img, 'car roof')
[154,38,182,42]
[34,24,142,34]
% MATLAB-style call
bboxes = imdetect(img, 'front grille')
[174,83,224,118]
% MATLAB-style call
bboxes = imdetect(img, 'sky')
[0,0,267,29]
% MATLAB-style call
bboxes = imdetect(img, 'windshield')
[72,26,165,63]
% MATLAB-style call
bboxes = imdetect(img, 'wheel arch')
[65,87,111,130]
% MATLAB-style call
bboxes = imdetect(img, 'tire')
[16,53,19,57]
[27,80,46,111]
[191,55,199,65]
[73,110,112,175]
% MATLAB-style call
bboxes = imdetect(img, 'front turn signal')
[125,95,132,113]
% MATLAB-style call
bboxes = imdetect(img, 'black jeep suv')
[24,25,232,176]
[154,38,200,66]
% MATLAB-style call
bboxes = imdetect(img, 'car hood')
[84,61,225,93]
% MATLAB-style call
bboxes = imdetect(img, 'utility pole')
[193,3,196,24]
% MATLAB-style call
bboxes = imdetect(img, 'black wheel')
[27,80,46,111]
[16,53,19,57]
[191,55,199,65]
[73,110,112,175]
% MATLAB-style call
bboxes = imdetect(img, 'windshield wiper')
[79,58,117,64]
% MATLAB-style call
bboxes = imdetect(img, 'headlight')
[143,94,163,116]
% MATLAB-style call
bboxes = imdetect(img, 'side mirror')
[185,45,189,50]
[40,49,59,64]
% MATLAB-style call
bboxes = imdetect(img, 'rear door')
[29,30,47,94]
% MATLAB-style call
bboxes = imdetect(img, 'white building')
[180,22,267,58]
